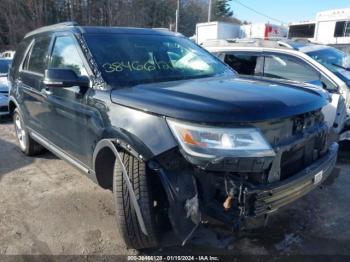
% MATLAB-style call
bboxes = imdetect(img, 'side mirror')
[43,69,89,88]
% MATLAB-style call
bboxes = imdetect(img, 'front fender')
[105,102,178,160]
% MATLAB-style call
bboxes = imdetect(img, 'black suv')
[9,22,338,250]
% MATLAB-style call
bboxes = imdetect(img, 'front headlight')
[167,119,275,159]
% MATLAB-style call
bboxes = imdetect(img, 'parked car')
[203,39,350,141]
[9,22,337,250]
[0,58,12,117]
[1,50,15,60]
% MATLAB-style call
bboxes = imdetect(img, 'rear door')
[19,35,53,138]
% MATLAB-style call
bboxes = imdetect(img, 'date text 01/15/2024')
[127,256,220,261]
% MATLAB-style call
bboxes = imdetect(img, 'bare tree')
[0,0,239,51]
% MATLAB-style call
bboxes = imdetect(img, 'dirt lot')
[1,117,350,257]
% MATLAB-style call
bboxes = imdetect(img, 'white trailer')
[288,8,350,49]
[195,21,240,45]
[315,8,350,45]
[240,23,287,39]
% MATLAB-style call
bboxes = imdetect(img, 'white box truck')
[240,23,287,39]
[196,21,240,45]
[288,8,350,53]
[315,8,350,45]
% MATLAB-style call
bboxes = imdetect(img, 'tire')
[13,108,43,156]
[113,151,158,250]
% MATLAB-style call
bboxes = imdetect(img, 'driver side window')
[49,35,87,77]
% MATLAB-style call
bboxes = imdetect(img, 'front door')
[44,34,93,164]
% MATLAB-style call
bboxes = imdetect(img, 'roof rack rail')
[277,41,294,49]
[25,21,79,38]
[202,37,315,50]
[201,39,236,46]
[226,38,256,43]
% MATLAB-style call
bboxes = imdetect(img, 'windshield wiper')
[331,63,350,71]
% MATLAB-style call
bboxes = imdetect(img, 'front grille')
[292,111,323,135]
[276,110,327,180]
[281,139,315,180]
[280,131,327,180]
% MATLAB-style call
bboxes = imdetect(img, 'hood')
[110,77,328,123]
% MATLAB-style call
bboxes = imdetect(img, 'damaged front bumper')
[150,142,338,244]
[239,142,337,217]
[197,143,338,226]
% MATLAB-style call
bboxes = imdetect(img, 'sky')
[229,0,350,25]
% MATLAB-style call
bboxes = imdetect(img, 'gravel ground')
[0,117,350,258]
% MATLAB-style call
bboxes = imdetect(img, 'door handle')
[41,88,53,96]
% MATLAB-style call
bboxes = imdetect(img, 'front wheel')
[113,151,158,250]
[13,108,43,156]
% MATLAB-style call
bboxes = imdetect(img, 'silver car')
[0,58,11,117]
[204,39,350,142]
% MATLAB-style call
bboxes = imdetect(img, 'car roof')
[297,44,332,53]
[202,39,329,53]
[24,22,181,38]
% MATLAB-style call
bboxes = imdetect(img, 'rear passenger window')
[224,53,263,76]
[26,37,51,74]
[49,36,87,76]
[264,55,320,83]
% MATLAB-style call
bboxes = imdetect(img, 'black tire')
[113,151,158,250]
[13,108,43,156]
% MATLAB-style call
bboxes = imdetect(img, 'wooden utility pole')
[175,0,180,32]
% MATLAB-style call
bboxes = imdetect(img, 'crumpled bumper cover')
[151,141,338,244]
[241,142,338,217]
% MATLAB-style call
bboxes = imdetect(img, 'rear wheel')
[13,108,43,156]
[113,151,158,250]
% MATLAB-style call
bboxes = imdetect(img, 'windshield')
[0,59,11,75]
[306,47,350,82]
[84,33,234,87]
